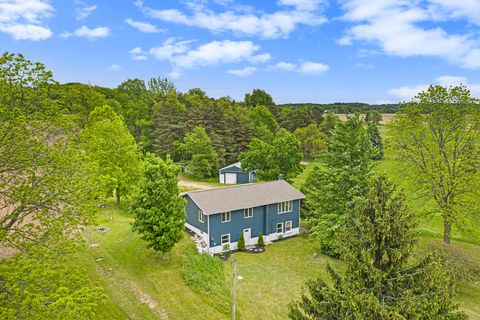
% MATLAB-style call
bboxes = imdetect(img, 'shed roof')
[182,180,305,215]
[219,161,241,171]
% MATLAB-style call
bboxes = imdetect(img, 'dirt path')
[178,180,214,190]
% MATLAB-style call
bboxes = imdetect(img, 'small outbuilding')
[218,162,254,184]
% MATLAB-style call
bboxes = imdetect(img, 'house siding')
[208,199,300,248]
[219,165,242,174]
[219,165,252,184]
[185,195,208,234]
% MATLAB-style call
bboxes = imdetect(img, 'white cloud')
[105,64,121,71]
[428,0,480,25]
[267,60,329,75]
[75,1,97,20]
[168,70,181,79]
[128,47,148,60]
[268,61,296,71]
[298,61,329,74]
[149,38,191,60]
[388,75,480,100]
[340,0,480,69]
[125,18,162,33]
[0,0,53,40]
[249,52,271,63]
[61,25,111,40]
[228,66,256,77]
[135,0,326,39]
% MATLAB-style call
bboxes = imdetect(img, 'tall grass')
[181,252,230,314]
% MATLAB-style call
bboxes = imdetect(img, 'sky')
[1,0,480,104]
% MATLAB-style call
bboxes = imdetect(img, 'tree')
[60,83,107,128]
[294,124,328,160]
[290,176,466,320]
[319,111,338,135]
[240,129,303,181]
[306,116,373,255]
[131,154,186,254]
[82,105,142,204]
[177,126,219,178]
[244,88,277,116]
[367,122,384,160]
[237,233,246,251]
[387,85,480,245]
[249,105,279,142]
[0,52,97,251]
[364,110,382,124]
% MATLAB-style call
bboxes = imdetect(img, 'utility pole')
[232,259,237,320]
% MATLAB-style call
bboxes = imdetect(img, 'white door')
[225,173,237,184]
[243,228,251,246]
[219,173,224,183]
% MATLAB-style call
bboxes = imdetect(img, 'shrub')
[238,233,245,251]
[258,232,264,246]
[181,253,230,313]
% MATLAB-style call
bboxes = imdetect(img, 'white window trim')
[198,210,204,223]
[221,211,231,223]
[278,201,293,214]
[276,222,284,234]
[285,220,292,233]
[244,208,253,219]
[221,233,230,245]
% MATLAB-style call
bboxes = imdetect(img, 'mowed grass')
[73,203,339,319]
[73,203,480,319]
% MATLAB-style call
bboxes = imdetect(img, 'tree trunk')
[116,189,120,204]
[443,219,451,245]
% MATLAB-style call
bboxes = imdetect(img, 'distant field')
[336,113,395,125]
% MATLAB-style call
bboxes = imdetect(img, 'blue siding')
[208,200,300,247]
[235,172,250,184]
[185,195,208,233]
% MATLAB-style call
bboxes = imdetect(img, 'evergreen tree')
[290,175,466,320]
[131,154,186,255]
[367,122,384,160]
[177,126,219,178]
[306,116,373,255]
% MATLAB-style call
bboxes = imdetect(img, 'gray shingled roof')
[183,180,305,215]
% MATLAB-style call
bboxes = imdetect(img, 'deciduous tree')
[387,85,480,244]
[294,124,328,160]
[131,154,186,254]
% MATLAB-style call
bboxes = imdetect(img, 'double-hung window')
[221,211,231,223]
[285,220,292,233]
[221,234,230,245]
[244,208,253,218]
[198,210,205,223]
[276,222,283,234]
[277,201,293,214]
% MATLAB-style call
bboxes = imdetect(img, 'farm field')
[74,202,480,319]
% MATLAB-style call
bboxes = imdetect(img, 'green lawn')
[73,203,480,319]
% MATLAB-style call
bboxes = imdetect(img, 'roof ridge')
[185,180,285,195]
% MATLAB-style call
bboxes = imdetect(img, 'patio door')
[243,228,251,246]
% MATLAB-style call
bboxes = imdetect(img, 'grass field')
[74,203,480,319]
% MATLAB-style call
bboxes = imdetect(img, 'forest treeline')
[279,102,399,114]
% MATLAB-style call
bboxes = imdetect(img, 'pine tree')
[290,175,466,320]
[307,115,373,256]
[367,122,384,160]
[131,154,186,255]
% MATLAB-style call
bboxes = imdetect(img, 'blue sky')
[2,0,480,103]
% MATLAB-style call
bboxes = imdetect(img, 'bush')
[258,232,264,246]
[238,233,245,251]
[181,253,230,313]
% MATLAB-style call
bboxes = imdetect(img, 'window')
[221,211,231,223]
[276,222,283,234]
[277,201,293,214]
[285,220,292,233]
[221,234,230,245]
[198,210,205,223]
[244,208,253,218]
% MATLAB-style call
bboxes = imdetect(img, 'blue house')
[218,162,254,184]
[183,180,305,254]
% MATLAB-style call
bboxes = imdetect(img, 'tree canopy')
[290,176,466,320]
[387,85,480,244]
